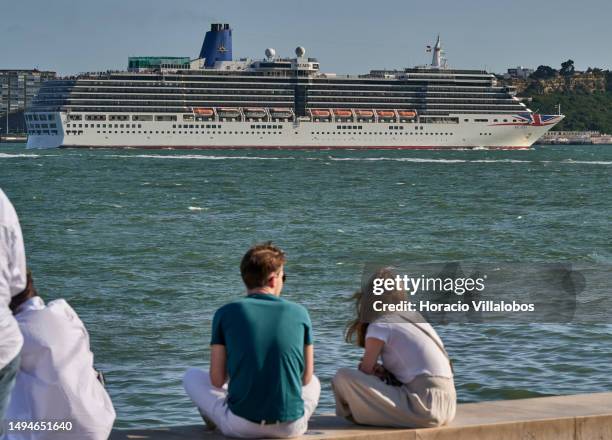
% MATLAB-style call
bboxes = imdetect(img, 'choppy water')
[1,144,611,429]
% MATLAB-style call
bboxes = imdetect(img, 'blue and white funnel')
[199,23,233,68]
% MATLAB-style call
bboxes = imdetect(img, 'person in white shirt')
[0,189,26,436]
[6,272,116,440]
[332,269,456,428]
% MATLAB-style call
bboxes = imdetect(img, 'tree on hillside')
[560,59,575,76]
[531,65,557,79]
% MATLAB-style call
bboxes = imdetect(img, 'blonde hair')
[345,267,407,347]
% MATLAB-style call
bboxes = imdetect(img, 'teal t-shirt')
[211,293,313,423]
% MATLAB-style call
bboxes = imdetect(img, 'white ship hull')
[27,112,563,150]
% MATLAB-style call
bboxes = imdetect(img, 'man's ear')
[267,273,277,289]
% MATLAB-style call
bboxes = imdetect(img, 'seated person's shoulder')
[216,299,243,313]
[213,300,247,320]
[46,298,79,317]
[282,298,311,318]
[39,299,85,327]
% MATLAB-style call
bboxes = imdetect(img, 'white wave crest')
[107,154,291,160]
[0,153,40,158]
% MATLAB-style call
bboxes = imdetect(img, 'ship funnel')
[199,23,233,68]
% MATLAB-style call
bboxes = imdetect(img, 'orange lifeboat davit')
[376,110,396,119]
[310,109,331,118]
[333,109,353,118]
[270,108,294,119]
[217,107,241,118]
[398,110,417,119]
[244,107,267,118]
[193,107,214,116]
[356,110,374,118]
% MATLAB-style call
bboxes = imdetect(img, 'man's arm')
[210,344,228,388]
[303,344,314,385]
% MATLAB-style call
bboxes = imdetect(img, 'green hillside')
[504,66,612,134]
[528,91,612,133]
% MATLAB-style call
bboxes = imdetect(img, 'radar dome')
[295,46,306,57]
[265,48,276,59]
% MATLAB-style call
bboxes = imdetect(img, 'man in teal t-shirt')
[184,243,320,438]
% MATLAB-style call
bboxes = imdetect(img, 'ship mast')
[431,35,442,68]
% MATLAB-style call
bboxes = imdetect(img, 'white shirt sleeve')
[0,189,26,369]
[365,322,390,343]
[0,189,27,296]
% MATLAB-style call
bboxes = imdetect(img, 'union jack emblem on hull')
[490,113,563,127]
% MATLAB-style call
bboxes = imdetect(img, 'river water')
[1,144,611,428]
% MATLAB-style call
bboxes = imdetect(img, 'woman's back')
[366,321,452,384]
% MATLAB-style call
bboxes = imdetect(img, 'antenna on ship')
[431,35,442,69]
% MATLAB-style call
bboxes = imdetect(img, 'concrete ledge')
[110,392,612,440]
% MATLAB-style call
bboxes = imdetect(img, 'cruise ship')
[26,24,563,150]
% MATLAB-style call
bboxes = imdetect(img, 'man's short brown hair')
[240,242,286,289]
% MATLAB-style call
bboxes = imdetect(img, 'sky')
[2,0,611,76]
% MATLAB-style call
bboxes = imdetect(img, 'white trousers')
[183,368,320,438]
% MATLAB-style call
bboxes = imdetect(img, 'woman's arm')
[359,337,385,375]
[210,344,228,388]
[303,344,314,385]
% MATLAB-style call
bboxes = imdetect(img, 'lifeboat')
[193,107,214,117]
[244,107,267,118]
[398,110,417,119]
[270,108,294,118]
[333,109,353,118]
[217,107,241,118]
[356,110,374,119]
[310,109,331,118]
[376,110,396,119]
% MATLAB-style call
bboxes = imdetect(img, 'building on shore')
[503,66,534,80]
[1,69,56,135]
[537,131,612,145]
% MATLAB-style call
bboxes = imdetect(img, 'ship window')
[464,119,469,122]
[503,119,508,122]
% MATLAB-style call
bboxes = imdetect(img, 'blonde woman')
[332,269,456,428]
